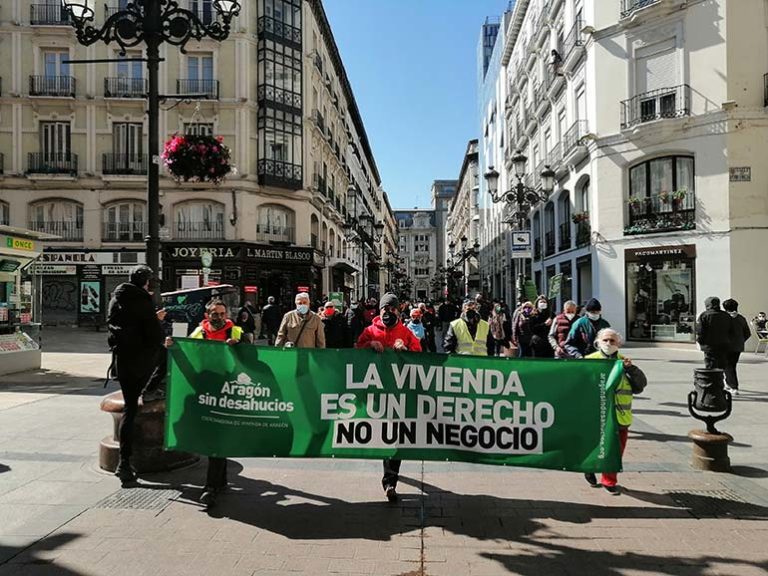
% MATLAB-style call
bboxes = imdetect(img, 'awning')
[329,257,359,274]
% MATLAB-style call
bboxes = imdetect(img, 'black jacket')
[696,297,732,352]
[345,308,365,347]
[261,303,281,331]
[728,314,751,352]
[235,305,257,334]
[438,302,458,323]
[322,312,348,348]
[107,282,161,358]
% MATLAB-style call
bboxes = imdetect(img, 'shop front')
[625,245,697,342]
[0,227,45,375]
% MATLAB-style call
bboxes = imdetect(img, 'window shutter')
[636,39,678,93]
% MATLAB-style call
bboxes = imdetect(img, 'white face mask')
[598,342,619,356]
[587,312,601,321]
[538,303,548,310]
[565,313,576,321]
[296,304,309,315]
[728,311,738,318]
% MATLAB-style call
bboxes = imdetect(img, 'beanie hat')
[379,293,399,310]
[585,298,602,312]
[129,265,153,287]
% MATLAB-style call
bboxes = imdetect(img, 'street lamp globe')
[61,0,94,22]
[512,151,528,179]
[483,167,499,198]
[541,165,556,194]
[460,235,468,249]
[213,0,242,18]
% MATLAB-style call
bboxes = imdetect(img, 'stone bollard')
[688,429,733,472]
[100,391,198,473]
[687,368,733,473]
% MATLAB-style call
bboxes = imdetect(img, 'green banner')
[165,340,624,473]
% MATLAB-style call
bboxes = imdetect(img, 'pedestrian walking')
[696,296,732,370]
[356,293,422,502]
[420,302,437,353]
[564,298,610,358]
[320,301,348,348]
[443,299,493,356]
[345,301,366,347]
[530,295,554,358]
[548,300,578,358]
[261,296,281,346]
[235,300,257,342]
[488,303,510,356]
[106,265,164,485]
[438,298,459,334]
[512,301,536,357]
[275,292,326,349]
[583,328,647,495]
[405,308,427,349]
[723,298,750,395]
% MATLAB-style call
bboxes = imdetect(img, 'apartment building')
[395,210,438,302]
[0,0,392,325]
[500,0,768,343]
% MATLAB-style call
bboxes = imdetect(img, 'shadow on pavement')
[0,532,84,571]
[40,327,110,354]
[731,465,768,479]
[630,429,751,448]
[0,370,108,397]
[0,463,9,474]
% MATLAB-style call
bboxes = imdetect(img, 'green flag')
[165,340,624,473]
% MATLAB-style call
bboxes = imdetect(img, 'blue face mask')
[296,304,309,315]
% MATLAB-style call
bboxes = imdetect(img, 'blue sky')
[322,0,510,211]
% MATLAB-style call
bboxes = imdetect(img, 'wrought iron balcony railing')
[104,77,147,98]
[620,0,660,18]
[174,221,225,240]
[102,153,148,175]
[575,220,591,247]
[563,120,588,157]
[625,190,696,235]
[102,221,146,242]
[28,220,83,240]
[562,19,584,62]
[257,159,302,190]
[257,15,302,45]
[30,3,70,25]
[533,238,542,260]
[176,79,219,99]
[256,224,295,244]
[558,221,572,251]
[544,230,556,257]
[27,153,78,175]
[29,75,76,97]
[621,84,691,129]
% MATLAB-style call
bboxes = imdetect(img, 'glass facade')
[257,0,302,189]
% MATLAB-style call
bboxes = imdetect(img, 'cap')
[585,298,602,312]
[379,293,399,310]
[129,265,153,287]
[324,301,335,308]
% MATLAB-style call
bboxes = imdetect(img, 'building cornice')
[501,0,530,67]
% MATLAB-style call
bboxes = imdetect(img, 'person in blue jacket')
[564,298,610,358]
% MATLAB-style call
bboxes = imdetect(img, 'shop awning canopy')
[0,225,60,241]
[329,258,359,274]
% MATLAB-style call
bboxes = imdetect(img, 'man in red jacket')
[356,293,421,502]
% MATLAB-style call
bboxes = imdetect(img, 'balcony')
[256,224,295,244]
[29,75,76,97]
[620,0,660,19]
[621,84,691,129]
[624,191,696,235]
[30,3,70,25]
[102,153,148,175]
[558,222,572,251]
[562,19,584,64]
[104,77,147,98]
[174,221,225,240]
[258,15,302,46]
[544,231,555,257]
[563,120,588,157]
[27,153,78,176]
[313,109,325,132]
[313,173,327,196]
[575,219,591,247]
[257,83,301,110]
[257,159,302,190]
[28,221,83,241]
[176,79,218,99]
[533,238,542,260]
[102,221,146,242]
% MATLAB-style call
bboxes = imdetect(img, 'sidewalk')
[1,328,767,576]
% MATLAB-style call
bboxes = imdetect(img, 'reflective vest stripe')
[586,351,633,427]
[451,319,489,356]
[190,325,243,341]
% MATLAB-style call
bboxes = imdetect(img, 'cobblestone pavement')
[1,328,767,576]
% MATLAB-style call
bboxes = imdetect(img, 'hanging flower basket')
[161,134,232,183]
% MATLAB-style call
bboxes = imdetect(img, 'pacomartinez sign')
[166,342,623,472]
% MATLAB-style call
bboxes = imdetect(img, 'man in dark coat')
[261,296,281,345]
[235,300,257,341]
[696,296,732,370]
[345,301,366,347]
[320,301,348,348]
[723,298,750,394]
[106,265,163,484]
[438,299,459,334]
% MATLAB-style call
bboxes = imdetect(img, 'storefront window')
[626,246,696,342]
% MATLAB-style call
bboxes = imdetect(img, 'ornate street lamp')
[60,0,241,304]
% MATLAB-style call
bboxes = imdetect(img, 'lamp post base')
[688,429,733,472]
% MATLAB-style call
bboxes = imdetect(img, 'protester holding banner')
[548,300,578,358]
[564,298,610,359]
[321,301,348,348]
[275,292,326,349]
[356,293,422,502]
[584,328,647,494]
[443,299,493,356]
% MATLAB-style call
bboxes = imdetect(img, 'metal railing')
[549,142,563,168]
[621,84,691,129]
[30,3,70,25]
[575,220,591,247]
[102,221,146,242]
[558,221,571,251]
[27,153,78,175]
[620,0,660,18]
[256,224,295,244]
[625,190,696,235]
[104,77,147,98]
[28,220,83,240]
[544,230,556,257]
[102,153,148,175]
[29,75,76,97]
[176,79,219,99]
[563,120,588,157]
[257,159,302,188]
[257,15,302,45]
[533,238,542,260]
[174,221,225,240]
[562,19,584,62]
[314,109,325,132]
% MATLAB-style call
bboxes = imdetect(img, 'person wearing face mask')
[275,292,326,349]
[356,293,422,502]
[488,302,510,356]
[564,298,610,359]
[405,308,427,348]
[443,299,493,356]
[320,301,348,348]
[511,301,537,357]
[530,295,554,358]
[754,312,768,338]
[548,300,578,358]
[723,299,750,395]
[584,329,646,495]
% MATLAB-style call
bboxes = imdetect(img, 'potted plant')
[161,133,232,183]
[671,188,688,208]
[658,190,671,204]
[572,211,589,224]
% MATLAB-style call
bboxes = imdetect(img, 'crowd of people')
[107,265,758,508]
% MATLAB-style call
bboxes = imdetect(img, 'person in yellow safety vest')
[165,298,251,509]
[583,328,647,495]
[443,299,494,356]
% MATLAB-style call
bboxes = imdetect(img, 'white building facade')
[394,210,438,302]
[501,0,768,344]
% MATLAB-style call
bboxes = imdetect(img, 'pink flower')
[216,135,224,143]
[212,146,219,153]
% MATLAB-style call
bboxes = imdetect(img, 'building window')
[257,204,296,244]
[103,201,145,242]
[29,122,76,174]
[415,267,430,276]
[0,201,9,226]
[104,123,145,174]
[183,122,214,136]
[180,53,217,98]
[174,201,224,240]
[29,200,83,240]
